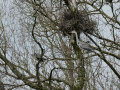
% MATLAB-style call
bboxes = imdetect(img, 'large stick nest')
[59,10,97,36]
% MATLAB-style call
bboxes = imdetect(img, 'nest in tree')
[59,10,97,36]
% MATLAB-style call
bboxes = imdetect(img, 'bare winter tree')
[0,0,120,90]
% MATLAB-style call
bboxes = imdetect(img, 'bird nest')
[59,9,97,36]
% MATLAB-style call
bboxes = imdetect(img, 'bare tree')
[0,0,120,90]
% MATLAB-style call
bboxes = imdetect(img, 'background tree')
[0,0,120,90]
